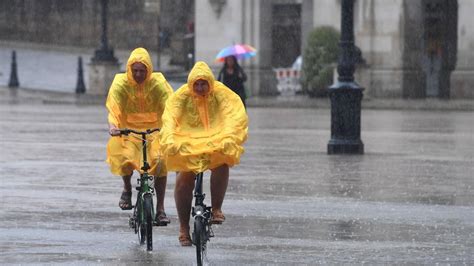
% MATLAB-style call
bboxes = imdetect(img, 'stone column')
[257,0,279,96]
[88,61,119,95]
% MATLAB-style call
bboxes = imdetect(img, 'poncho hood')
[187,61,215,97]
[126,47,153,87]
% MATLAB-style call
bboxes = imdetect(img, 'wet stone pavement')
[1,92,474,265]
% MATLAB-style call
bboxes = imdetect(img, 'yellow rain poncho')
[160,61,248,173]
[106,48,173,177]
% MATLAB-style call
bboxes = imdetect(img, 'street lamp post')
[88,0,119,95]
[92,0,117,63]
[327,0,364,154]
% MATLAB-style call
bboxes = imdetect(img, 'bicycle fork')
[192,172,215,241]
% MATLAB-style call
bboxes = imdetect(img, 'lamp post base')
[92,48,118,64]
[88,60,120,95]
[327,81,364,155]
[327,139,364,154]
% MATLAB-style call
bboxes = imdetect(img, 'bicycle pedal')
[129,218,135,228]
[209,227,215,238]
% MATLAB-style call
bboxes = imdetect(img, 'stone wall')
[354,0,473,99]
[353,0,406,98]
[0,0,193,63]
[0,0,158,49]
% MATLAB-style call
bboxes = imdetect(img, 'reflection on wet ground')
[1,103,473,264]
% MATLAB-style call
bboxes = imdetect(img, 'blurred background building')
[196,0,473,99]
[0,0,473,99]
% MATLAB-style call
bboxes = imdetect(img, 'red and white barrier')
[274,68,302,95]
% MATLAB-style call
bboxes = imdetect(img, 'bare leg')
[122,174,132,192]
[210,164,229,211]
[175,171,195,240]
[155,176,167,212]
[119,174,132,209]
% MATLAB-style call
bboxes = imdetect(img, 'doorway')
[421,0,457,98]
[271,4,301,68]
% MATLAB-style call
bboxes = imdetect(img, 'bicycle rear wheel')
[193,216,207,266]
[142,194,154,251]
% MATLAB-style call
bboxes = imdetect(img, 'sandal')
[211,209,225,224]
[154,211,170,226]
[178,231,192,247]
[118,191,133,210]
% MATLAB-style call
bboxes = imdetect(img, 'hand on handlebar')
[221,138,238,155]
[167,144,180,155]
[164,141,192,155]
[109,124,121,136]
[162,139,239,157]
[109,126,160,137]
[163,142,182,156]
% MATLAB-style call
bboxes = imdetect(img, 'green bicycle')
[118,128,165,251]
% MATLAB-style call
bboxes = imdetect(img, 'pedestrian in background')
[217,55,248,108]
[106,47,173,225]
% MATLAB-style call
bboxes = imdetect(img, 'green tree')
[302,26,340,97]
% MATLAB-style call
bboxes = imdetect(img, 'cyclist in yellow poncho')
[106,47,173,224]
[160,61,248,246]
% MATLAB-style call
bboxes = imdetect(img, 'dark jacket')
[217,65,247,107]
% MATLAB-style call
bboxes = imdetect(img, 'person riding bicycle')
[159,61,248,246]
[106,47,173,225]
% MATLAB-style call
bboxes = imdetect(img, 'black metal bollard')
[8,50,19,88]
[76,56,86,94]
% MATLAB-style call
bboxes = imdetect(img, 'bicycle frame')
[135,130,155,223]
[119,128,159,251]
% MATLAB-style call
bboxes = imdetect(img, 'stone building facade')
[196,0,474,99]
[1,0,473,98]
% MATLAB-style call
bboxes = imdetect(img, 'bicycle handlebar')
[119,128,160,136]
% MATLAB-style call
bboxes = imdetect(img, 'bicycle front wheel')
[194,216,207,266]
[143,193,154,251]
